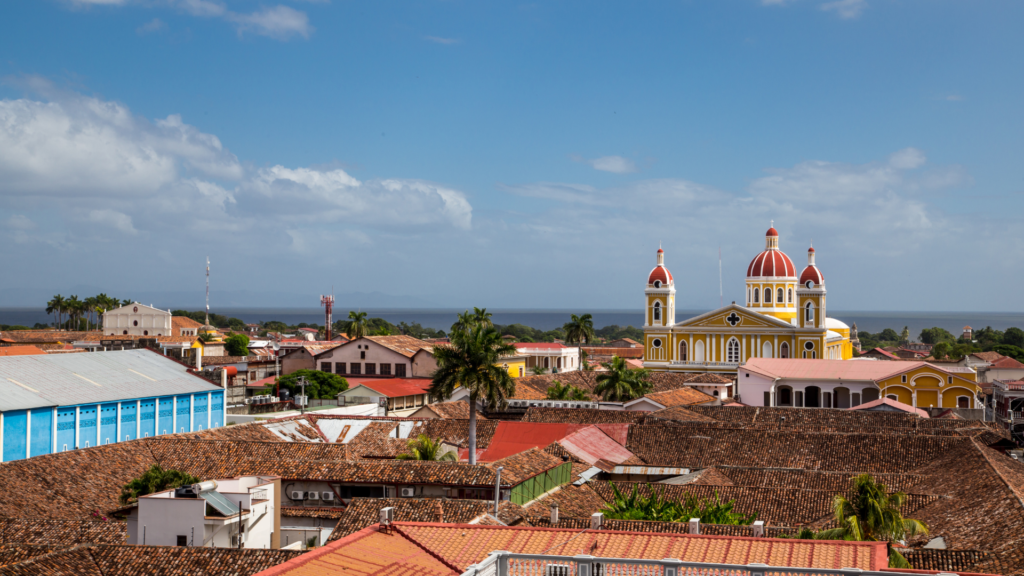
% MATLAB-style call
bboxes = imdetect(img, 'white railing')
[461,552,949,576]
[668,361,739,368]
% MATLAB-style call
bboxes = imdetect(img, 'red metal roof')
[648,265,673,285]
[746,249,796,277]
[800,264,824,285]
[559,425,635,466]
[477,422,586,461]
[513,342,567,350]
[355,378,432,398]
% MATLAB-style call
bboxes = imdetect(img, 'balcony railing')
[461,552,935,576]
[668,361,739,368]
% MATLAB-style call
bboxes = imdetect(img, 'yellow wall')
[500,358,527,378]
[877,365,982,408]
[744,282,797,321]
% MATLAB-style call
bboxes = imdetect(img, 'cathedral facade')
[643,226,853,375]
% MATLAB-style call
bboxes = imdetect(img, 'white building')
[103,303,173,337]
[127,476,281,549]
[513,342,581,373]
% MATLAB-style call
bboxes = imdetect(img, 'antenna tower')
[205,257,210,326]
[321,292,335,341]
[718,247,723,308]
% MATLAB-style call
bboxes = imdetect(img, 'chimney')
[550,503,559,526]
[751,520,765,538]
[689,518,700,535]
[590,512,603,530]
[435,500,444,523]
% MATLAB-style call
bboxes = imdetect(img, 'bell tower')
[643,246,675,365]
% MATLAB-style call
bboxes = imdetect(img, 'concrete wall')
[281,349,316,376]
[137,494,207,547]
[0,390,225,462]
[102,304,173,337]
[318,341,417,378]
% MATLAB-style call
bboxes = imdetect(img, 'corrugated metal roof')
[0,350,221,411]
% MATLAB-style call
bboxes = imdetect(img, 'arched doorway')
[777,386,793,407]
[805,386,821,408]
[679,341,688,362]
[862,388,879,403]
[834,387,851,409]
[780,342,790,358]
[762,341,773,358]
[694,340,705,363]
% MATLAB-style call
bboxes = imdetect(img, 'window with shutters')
[396,364,407,378]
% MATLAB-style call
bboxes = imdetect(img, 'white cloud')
[136,17,166,34]
[85,209,138,235]
[945,94,964,102]
[424,36,460,45]
[229,5,313,40]
[821,0,867,19]
[5,215,36,230]
[71,0,128,4]
[572,154,637,174]
[888,147,926,170]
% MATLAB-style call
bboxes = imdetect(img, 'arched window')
[694,340,705,363]
[653,302,661,322]
[747,288,751,305]
[753,289,759,304]
[777,288,784,303]
[679,341,688,362]
[805,302,815,323]
[762,340,773,358]
[788,288,793,303]
[803,340,816,359]
[764,288,772,304]
[780,342,789,358]
[727,338,740,363]
[654,280,661,288]
[778,387,793,406]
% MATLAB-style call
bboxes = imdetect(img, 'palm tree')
[450,310,477,335]
[581,349,595,372]
[472,307,493,328]
[66,295,82,330]
[345,311,368,340]
[46,294,65,329]
[816,474,928,568]
[529,366,549,376]
[396,434,457,461]
[564,313,595,369]
[594,356,653,402]
[84,296,99,331]
[428,324,517,465]
[546,380,589,401]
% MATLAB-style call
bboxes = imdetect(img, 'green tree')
[564,313,595,368]
[224,334,251,356]
[344,311,369,340]
[428,324,517,465]
[919,327,955,345]
[815,474,928,569]
[1002,327,1024,349]
[930,342,950,360]
[46,294,65,329]
[275,369,349,399]
[197,333,215,343]
[899,326,910,345]
[529,366,549,376]
[594,356,652,402]
[778,527,820,540]
[878,328,900,343]
[450,310,477,335]
[992,345,1024,362]
[974,326,1004,349]
[601,483,756,525]
[472,307,493,328]
[546,380,589,401]
[396,434,457,461]
[119,465,200,505]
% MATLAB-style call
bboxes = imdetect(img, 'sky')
[0,0,1021,311]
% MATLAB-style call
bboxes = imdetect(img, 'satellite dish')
[273,341,280,351]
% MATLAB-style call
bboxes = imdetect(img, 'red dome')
[807,246,815,253]
[747,250,796,278]
[648,266,673,285]
[766,227,779,237]
[800,265,824,285]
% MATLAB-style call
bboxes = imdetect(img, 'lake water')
[3,307,1024,337]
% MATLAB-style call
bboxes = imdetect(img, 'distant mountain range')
[0,287,438,309]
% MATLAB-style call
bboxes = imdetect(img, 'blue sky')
[0,0,1021,311]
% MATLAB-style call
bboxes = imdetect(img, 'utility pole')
[299,376,307,415]
[205,257,211,327]
[493,466,504,516]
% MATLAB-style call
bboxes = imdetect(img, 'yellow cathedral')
[643,226,853,375]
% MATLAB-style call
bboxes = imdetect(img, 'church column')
[756,335,761,358]
[774,335,779,358]
[741,336,746,362]
[689,335,693,364]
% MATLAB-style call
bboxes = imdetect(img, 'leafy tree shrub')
[120,465,199,505]
[601,483,756,525]
[224,334,250,356]
[274,369,348,399]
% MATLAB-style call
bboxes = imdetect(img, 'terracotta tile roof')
[0,519,126,545]
[327,498,513,541]
[642,387,716,407]
[485,448,563,485]
[392,522,888,571]
[902,549,993,573]
[850,397,930,417]
[990,356,1024,369]
[522,484,608,518]
[971,351,1005,363]
[696,466,924,493]
[281,506,348,520]
[581,346,645,358]
[258,525,458,576]
[522,408,647,425]
[477,422,587,461]
[418,401,481,419]
[171,316,204,329]
[0,346,45,357]
[648,406,720,423]
[0,544,74,568]
[512,372,706,401]
[684,373,734,384]
[0,331,104,344]
[361,335,435,358]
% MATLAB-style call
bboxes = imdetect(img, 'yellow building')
[644,226,853,375]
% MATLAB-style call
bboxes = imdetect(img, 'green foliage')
[919,327,955,345]
[563,313,595,345]
[343,311,369,340]
[594,325,645,342]
[473,307,493,327]
[224,334,250,356]
[263,321,290,333]
[396,434,457,461]
[973,326,1004,348]
[197,333,215,343]
[0,325,32,331]
[306,537,318,549]
[397,321,446,339]
[546,380,589,401]
[993,344,1024,362]
[276,369,349,399]
[120,465,199,505]
[930,341,951,360]
[227,317,247,331]
[778,527,820,540]
[495,323,565,343]
[428,324,517,465]
[530,366,549,376]
[594,356,652,401]
[1003,328,1024,349]
[813,474,928,569]
[601,483,756,525]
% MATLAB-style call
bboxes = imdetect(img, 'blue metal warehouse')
[0,349,224,462]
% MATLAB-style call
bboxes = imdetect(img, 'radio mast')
[719,247,723,308]
[205,257,210,326]
[321,292,335,341]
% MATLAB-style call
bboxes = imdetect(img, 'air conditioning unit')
[245,398,252,405]
[290,491,305,500]
[321,492,335,502]
[400,487,415,497]
[307,492,320,501]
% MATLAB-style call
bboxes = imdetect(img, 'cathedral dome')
[746,226,796,278]
[799,246,824,286]
[648,248,673,286]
